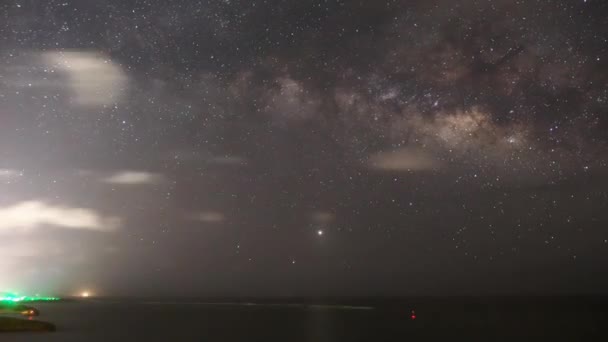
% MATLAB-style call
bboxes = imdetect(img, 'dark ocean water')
[2,297,608,341]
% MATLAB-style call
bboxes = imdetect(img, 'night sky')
[1,0,607,297]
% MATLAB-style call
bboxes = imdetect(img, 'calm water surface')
[3,298,608,341]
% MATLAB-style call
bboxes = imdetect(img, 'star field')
[0,0,607,296]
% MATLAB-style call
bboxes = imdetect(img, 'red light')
[411,314,416,320]
[411,310,416,320]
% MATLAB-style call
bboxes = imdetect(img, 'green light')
[0,292,60,303]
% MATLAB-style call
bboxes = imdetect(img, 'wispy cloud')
[368,147,441,171]
[0,201,120,232]
[311,211,335,224]
[102,171,164,185]
[0,169,23,178]
[42,50,128,107]
[188,211,225,223]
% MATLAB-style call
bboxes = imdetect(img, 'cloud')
[42,50,128,107]
[0,238,63,258]
[0,169,22,179]
[188,211,225,223]
[102,171,164,185]
[368,147,441,171]
[0,201,120,232]
[311,211,335,224]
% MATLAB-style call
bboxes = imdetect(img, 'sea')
[2,296,608,341]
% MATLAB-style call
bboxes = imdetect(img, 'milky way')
[0,0,607,296]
